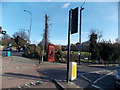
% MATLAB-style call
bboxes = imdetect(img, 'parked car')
[115,67,120,89]
[3,47,12,51]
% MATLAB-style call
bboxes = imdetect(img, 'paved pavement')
[1,56,57,89]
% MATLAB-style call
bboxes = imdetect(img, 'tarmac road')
[77,65,117,90]
[36,62,117,90]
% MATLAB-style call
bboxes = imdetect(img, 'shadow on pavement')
[3,72,54,83]
[2,72,48,81]
[37,68,67,82]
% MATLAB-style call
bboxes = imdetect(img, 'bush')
[55,50,63,62]
[54,51,91,63]
[23,44,42,59]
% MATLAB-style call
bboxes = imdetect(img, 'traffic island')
[52,79,90,90]
[34,61,90,89]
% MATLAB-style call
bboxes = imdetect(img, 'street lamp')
[24,10,32,43]
[78,6,84,65]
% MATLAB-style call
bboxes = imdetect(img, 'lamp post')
[78,6,84,65]
[24,10,32,43]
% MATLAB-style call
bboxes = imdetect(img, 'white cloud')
[82,31,89,35]
[100,38,116,43]
[62,3,70,8]
[50,39,67,45]
[31,39,40,45]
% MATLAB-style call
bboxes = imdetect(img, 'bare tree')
[13,30,29,41]
[89,29,102,43]
[115,38,120,43]
[13,30,28,49]
[44,14,49,52]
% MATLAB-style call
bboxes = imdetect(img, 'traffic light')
[1,31,6,35]
[71,7,78,34]
[0,26,7,35]
[15,36,20,44]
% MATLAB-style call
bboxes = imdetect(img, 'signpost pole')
[66,9,72,82]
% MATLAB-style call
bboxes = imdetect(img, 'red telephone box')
[48,44,55,62]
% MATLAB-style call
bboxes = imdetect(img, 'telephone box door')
[48,44,55,62]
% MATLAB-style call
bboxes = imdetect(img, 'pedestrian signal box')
[48,44,55,62]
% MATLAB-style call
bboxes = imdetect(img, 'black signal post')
[66,7,78,82]
[66,9,72,82]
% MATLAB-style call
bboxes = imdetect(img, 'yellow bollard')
[69,62,77,81]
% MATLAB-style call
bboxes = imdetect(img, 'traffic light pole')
[78,7,84,65]
[66,9,72,82]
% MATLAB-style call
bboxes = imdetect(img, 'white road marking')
[93,71,114,84]
[80,74,91,82]
[78,69,115,90]
[17,86,21,88]
[25,84,29,87]
[77,70,106,76]
[30,82,36,85]
[78,70,107,83]
[68,82,74,85]
[68,82,80,88]
[92,84,103,90]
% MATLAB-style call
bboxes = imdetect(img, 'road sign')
[78,45,82,49]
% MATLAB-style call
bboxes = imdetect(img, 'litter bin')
[7,51,11,56]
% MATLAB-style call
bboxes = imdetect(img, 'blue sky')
[1,2,118,45]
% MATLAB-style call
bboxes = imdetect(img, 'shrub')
[55,50,63,62]
[23,44,42,59]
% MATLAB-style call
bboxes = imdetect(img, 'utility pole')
[44,14,49,53]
